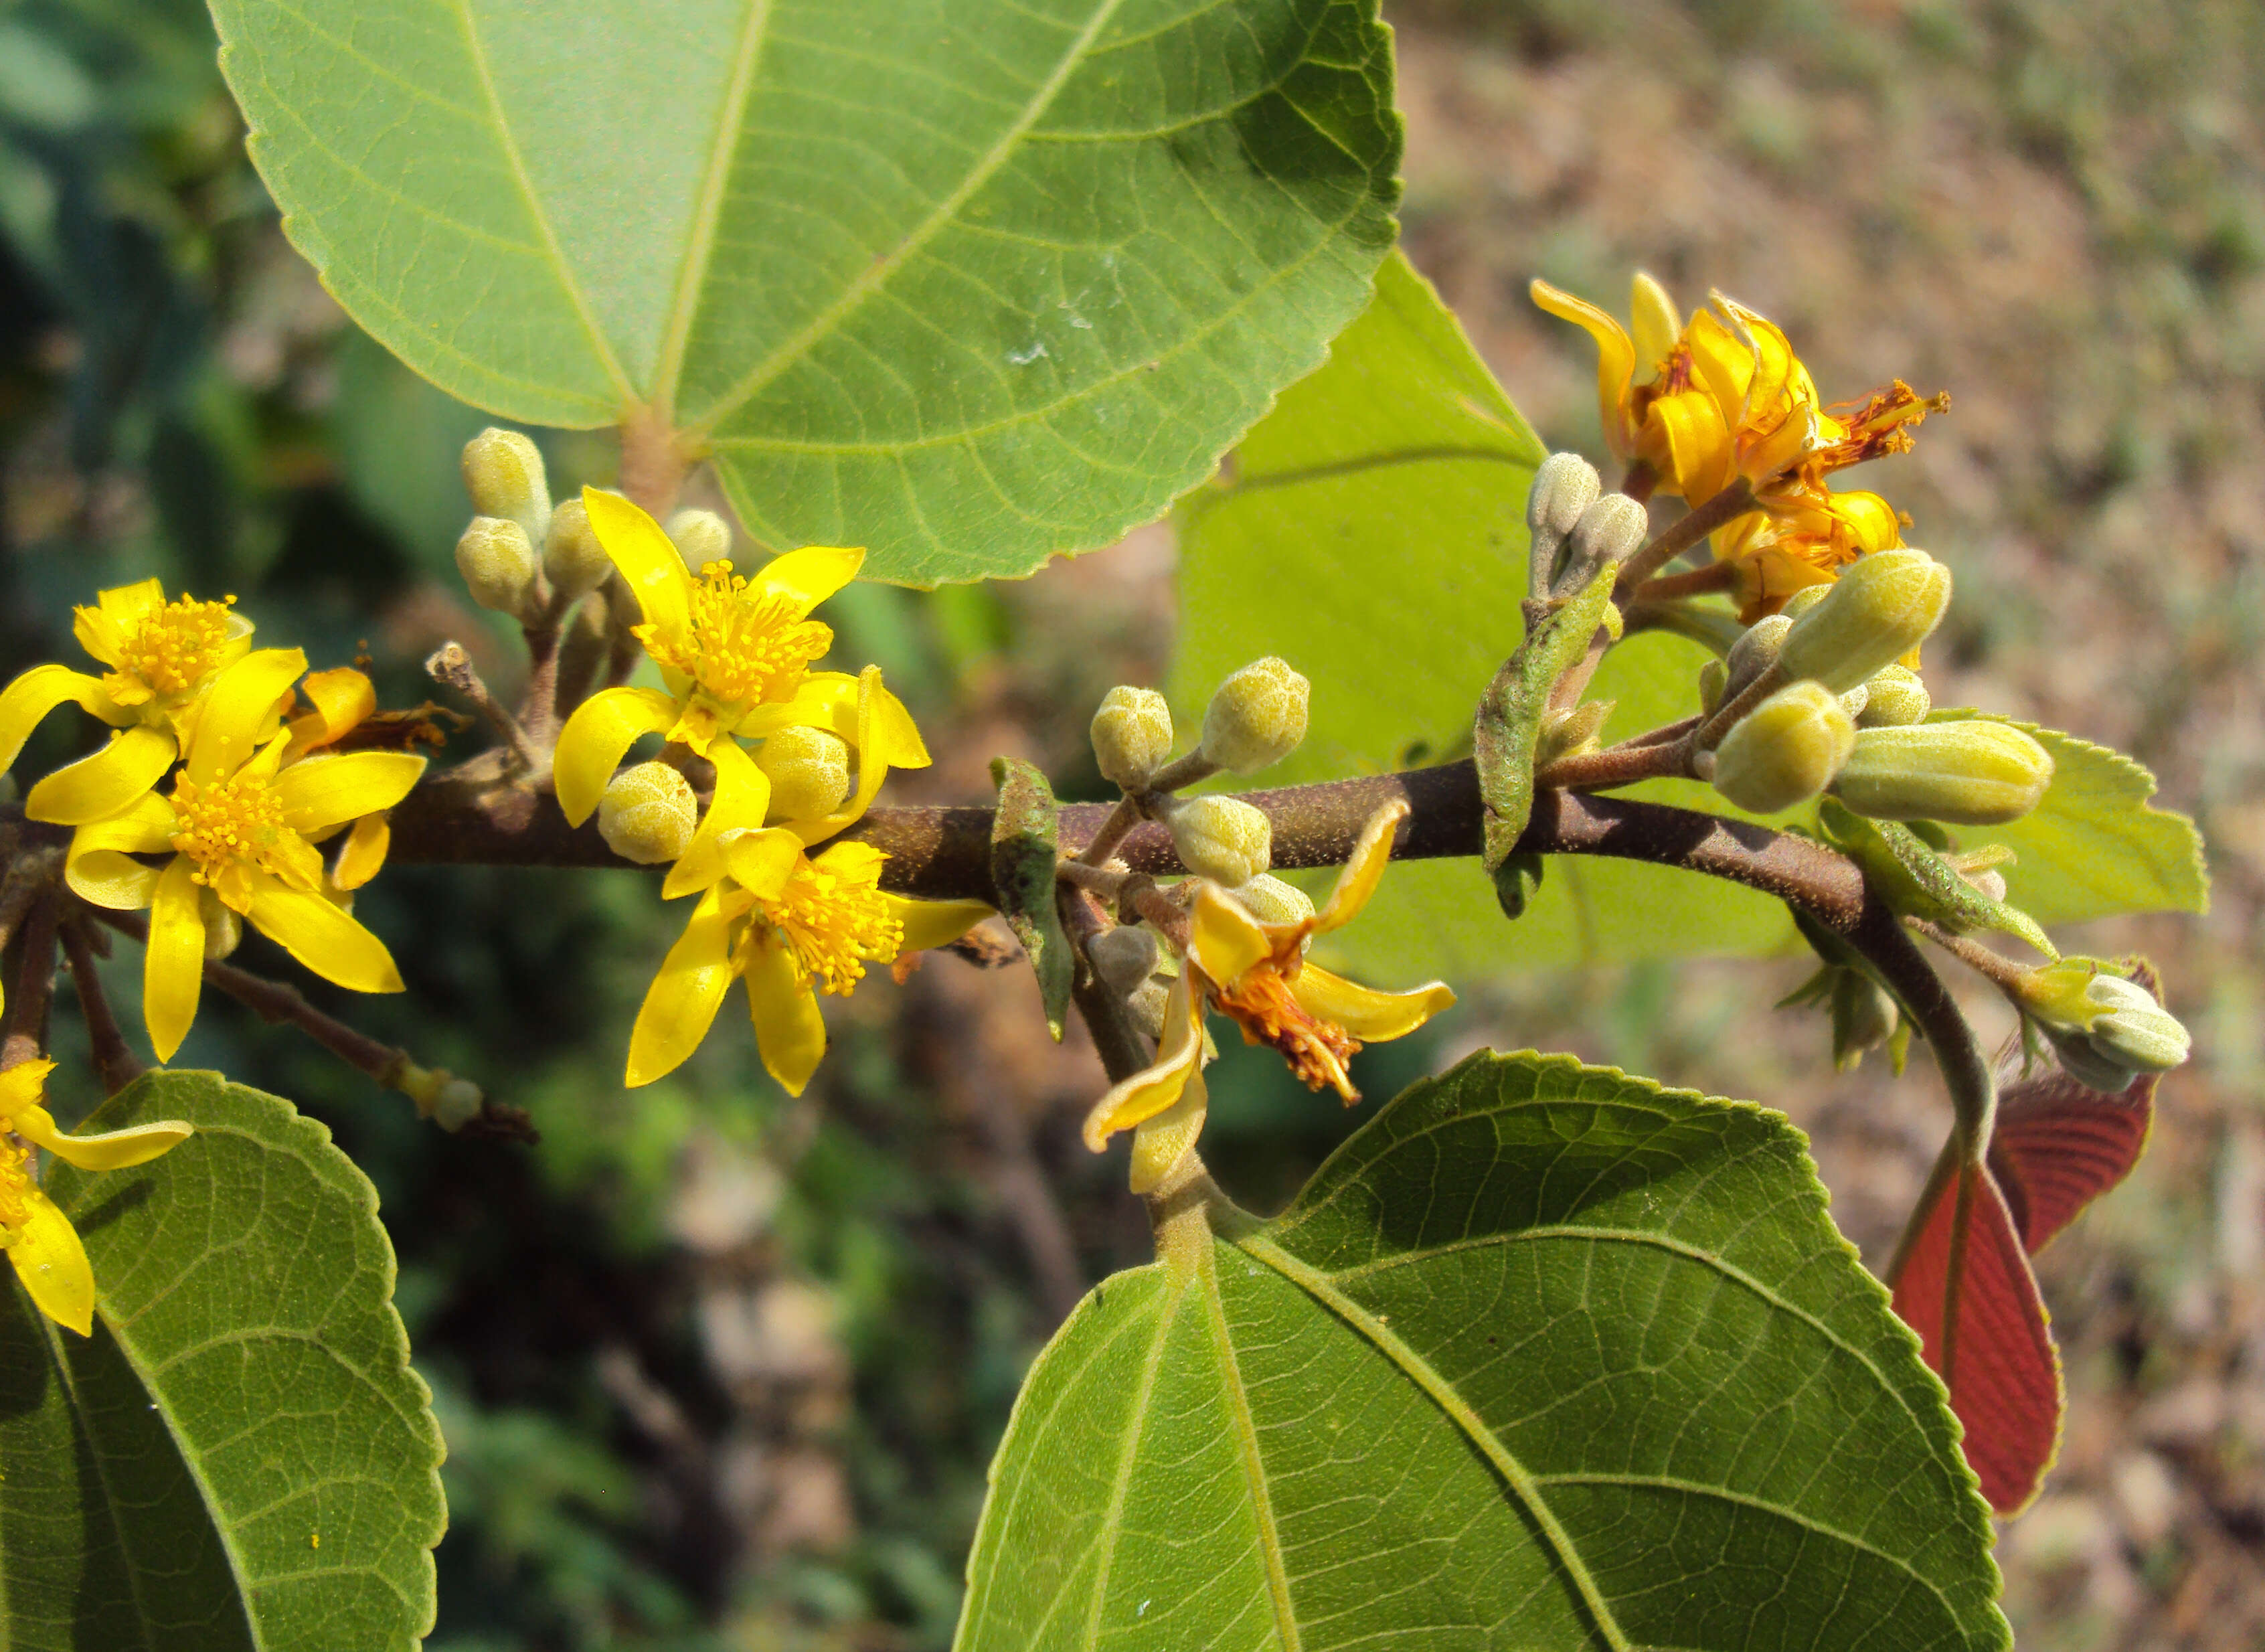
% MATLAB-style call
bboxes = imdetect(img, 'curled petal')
[272,750,426,835]
[1651,389,1735,507]
[552,685,676,826]
[744,931,828,1096]
[10,1189,95,1335]
[722,826,805,902]
[625,890,737,1087]
[860,674,928,769]
[1129,1064,1209,1195]
[1189,883,1272,987]
[1082,973,1204,1151]
[663,739,773,898]
[145,856,207,1062]
[16,1102,191,1171]
[67,852,162,912]
[1628,272,1683,369]
[791,667,907,847]
[185,649,306,786]
[0,664,122,772]
[736,671,860,743]
[284,667,377,756]
[758,544,864,621]
[1315,799,1410,936]
[25,724,177,826]
[0,1058,54,1115]
[333,815,391,892]
[887,896,993,955]
[1291,964,1454,1043]
[584,488,691,641]
[1530,279,1636,459]
[244,874,403,993]
[65,795,176,910]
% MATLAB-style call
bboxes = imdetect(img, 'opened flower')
[0,579,252,826]
[1,1058,191,1334]
[1714,485,1907,621]
[554,489,868,825]
[1082,799,1456,1193]
[63,649,427,1060]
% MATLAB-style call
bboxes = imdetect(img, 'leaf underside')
[958,1050,2009,1651]
[0,1071,445,1651]
[208,0,1403,584]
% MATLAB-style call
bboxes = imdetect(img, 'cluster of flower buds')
[457,428,606,624]
[2011,959,2191,1092]
[1694,548,2054,825]
[1526,453,1649,600]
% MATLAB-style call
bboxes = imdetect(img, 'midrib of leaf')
[450,0,636,408]
[1195,1240,1300,1652]
[1182,444,1535,521]
[1232,1230,1636,1652]
[681,0,1133,437]
[647,0,775,414]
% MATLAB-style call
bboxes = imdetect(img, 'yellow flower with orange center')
[0,579,254,825]
[0,1059,191,1334]
[1714,485,1908,622]
[1082,799,1456,1192]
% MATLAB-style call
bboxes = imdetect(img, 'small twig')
[517,618,566,742]
[1548,620,1616,713]
[1615,479,1755,598]
[1056,857,1129,895]
[1,891,61,1071]
[1618,460,1658,506]
[1533,738,1693,793]
[1691,661,1784,750]
[61,916,144,1094]
[1908,918,2029,991]
[426,642,545,772]
[1612,714,1703,752]
[1063,891,1155,1087]
[1075,797,1144,868]
[1632,561,1737,602]
[1143,752,1221,797]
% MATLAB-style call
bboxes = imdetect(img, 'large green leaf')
[958,1050,2009,1650]
[0,1070,444,1650]
[1171,250,1792,979]
[208,0,1401,584]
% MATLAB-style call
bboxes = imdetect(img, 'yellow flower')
[62,649,427,1060]
[1714,486,1908,622]
[1082,800,1456,1193]
[552,489,867,824]
[0,579,252,825]
[0,1058,191,1335]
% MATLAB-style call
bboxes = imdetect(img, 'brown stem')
[426,643,544,771]
[1533,740,1693,793]
[61,917,143,1094]
[1632,561,1737,602]
[1618,460,1658,506]
[1060,890,1153,1086]
[518,620,566,742]
[1,892,60,1071]
[1075,796,1143,868]
[1549,622,1615,713]
[1615,479,1755,598]
[1909,919,2029,991]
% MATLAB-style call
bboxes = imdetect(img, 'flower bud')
[597,761,699,865]
[665,508,732,566]
[1235,873,1316,928]
[461,427,550,540]
[1567,492,1649,574]
[1776,550,1952,692]
[1698,658,1727,715]
[2020,965,2191,1091]
[1526,452,1602,540]
[1829,721,2053,826]
[543,497,612,603]
[431,1077,485,1133]
[1857,663,1930,728]
[456,516,543,618]
[1709,681,1855,815]
[1830,970,1898,1072]
[201,892,242,962]
[1088,926,1161,995]
[756,725,851,822]
[1838,683,1869,722]
[1126,979,1171,1038]
[1199,657,1309,774]
[1167,795,1272,887]
[1090,685,1174,791]
[1725,614,1790,697]
[1780,584,1832,619]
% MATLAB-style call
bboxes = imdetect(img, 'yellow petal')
[743,932,828,1096]
[757,544,865,621]
[1531,279,1636,455]
[1082,973,1204,1150]
[790,667,903,847]
[735,671,861,742]
[1291,964,1455,1042]
[145,856,207,1062]
[333,815,391,892]
[862,674,930,769]
[15,1103,191,1171]
[584,487,691,641]
[10,1189,95,1335]
[64,795,175,910]
[272,750,427,834]
[886,896,993,954]
[66,851,162,911]
[24,724,177,826]
[662,738,773,898]
[1128,1064,1209,1195]
[0,1059,54,1117]
[185,649,305,786]
[244,876,403,993]
[1628,271,1683,373]
[1650,388,1734,508]
[72,579,163,671]
[1314,798,1408,935]
[284,667,377,757]
[1189,883,1272,986]
[722,826,806,902]
[0,664,122,772]
[1833,490,1904,552]
[552,685,676,826]
[625,890,738,1086]
[1685,306,1758,418]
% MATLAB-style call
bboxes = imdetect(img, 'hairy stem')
[60,918,144,1094]
[1,890,60,1071]
[1615,479,1754,598]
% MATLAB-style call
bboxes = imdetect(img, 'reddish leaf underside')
[1989,1066,2157,1252]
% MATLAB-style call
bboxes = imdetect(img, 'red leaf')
[1989,1066,2155,1253]
[1890,1155,2062,1514]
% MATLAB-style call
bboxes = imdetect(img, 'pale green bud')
[1709,681,1855,815]
[1567,492,1649,572]
[1776,550,1951,692]
[1090,685,1174,791]
[756,726,851,822]
[1838,683,1869,722]
[1725,614,1790,696]
[2021,967,2191,1091]
[1526,452,1601,599]
[432,1077,485,1133]
[1126,979,1171,1038]
[665,507,732,566]
[1699,658,1728,714]
[1088,926,1161,995]
[1167,795,1272,887]
[456,516,543,618]
[1199,657,1309,774]
[1779,584,1832,619]
[597,760,699,865]
[1829,721,2053,826]
[1857,663,1930,728]
[543,496,612,603]
[461,427,550,540]
[1235,873,1317,928]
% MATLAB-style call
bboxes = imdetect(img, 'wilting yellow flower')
[1,1058,191,1334]
[626,825,991,1094]
[62,649,426,1060]
[553,490,868,825]
[0,579,252,825]
[1082,800,1456,1193]
[1715,486,1908,621]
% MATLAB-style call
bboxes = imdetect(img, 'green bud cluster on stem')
[1199,657,1308,774]
[1829,720,2053,825]
[1090,685,1175,792]
[1707,681,1856,814]
[2015,960,2191,1091]
[1165,794,1273,887]
[1776,549,1951,692]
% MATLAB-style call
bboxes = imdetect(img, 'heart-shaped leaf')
[209,0,1402,584]
[958,1050,2009,1650]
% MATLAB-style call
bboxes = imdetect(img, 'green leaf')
[990,755,1074,1039]
[1920,712,2207,926]
[0,1070,445,1650]
[1172,251,1792,978]
[208,0,1402,584]
[958,1050,2009,1651]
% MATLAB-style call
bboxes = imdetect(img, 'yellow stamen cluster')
[106,594,238,704]
[752,854,905,996]
[639,560,833,710]
[169,768,302,889]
